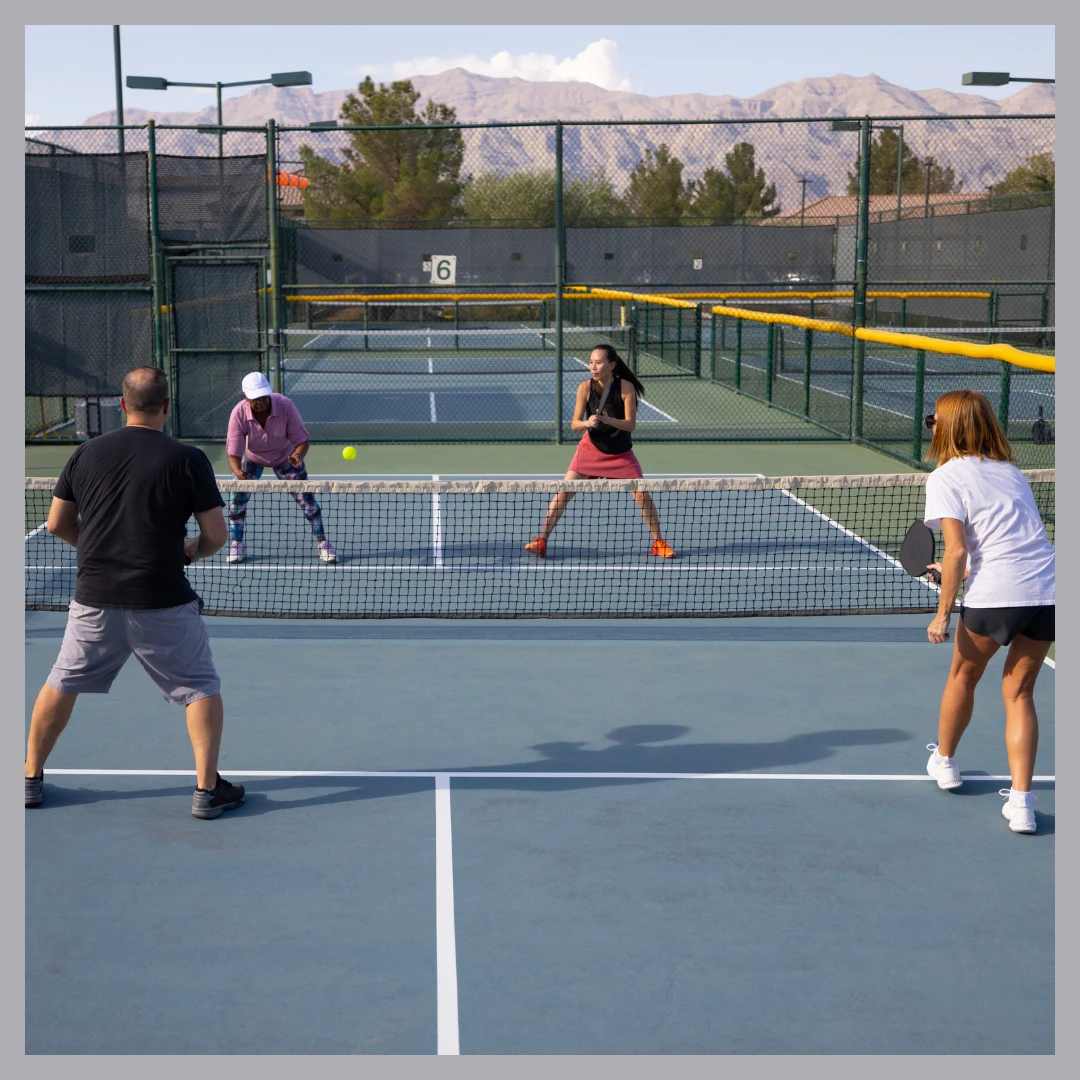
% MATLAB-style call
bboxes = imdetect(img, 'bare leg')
[536,470,588,540]
[25,685,78,777]
[632,490,665,542]
[1000,635,1052,791]
[186,693,224,790]
[936,619,999,757]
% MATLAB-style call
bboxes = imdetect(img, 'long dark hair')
[591,343,646,400]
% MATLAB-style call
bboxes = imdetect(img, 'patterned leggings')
[229,459,326,542]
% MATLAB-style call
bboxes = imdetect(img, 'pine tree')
[623,145,688,222]
[299,77,464,222]
[994,152,1054,195]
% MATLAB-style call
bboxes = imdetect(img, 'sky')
[25,24,1055,127]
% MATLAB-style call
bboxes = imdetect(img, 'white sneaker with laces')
[1000,789,1037,834]
[319,540,337,564]
[926,742,963,790]
[227,540,246,564]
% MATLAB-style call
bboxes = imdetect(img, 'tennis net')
[25,472,1054,619]
[280,325,636,378]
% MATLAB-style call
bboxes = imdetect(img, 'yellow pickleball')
[342,446,357,461]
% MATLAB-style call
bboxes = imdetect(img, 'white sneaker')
[227,540,246,564]
[1000,789,1037,834]
[318,540,337,564]
[926,743,963,790]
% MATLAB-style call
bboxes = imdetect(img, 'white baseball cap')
[241,372,273,399]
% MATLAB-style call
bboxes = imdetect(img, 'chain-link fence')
[26,112,1053,465]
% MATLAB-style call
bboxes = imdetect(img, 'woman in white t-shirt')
[921,390,1054,834]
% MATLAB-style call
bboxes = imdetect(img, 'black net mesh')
[157,155,269,244]
[171,262,262,352]
[26,290,154,397]
[25,153,151,284]
[174,354,263,439]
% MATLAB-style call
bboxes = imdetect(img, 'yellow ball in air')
[342,446,357,461]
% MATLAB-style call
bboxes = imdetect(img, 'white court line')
[776,487,941,601]
[432,474,443,568]
[39,769,1057,782]
[25,522,49,541]
[429,391,437,423]
[435,775,460,1056]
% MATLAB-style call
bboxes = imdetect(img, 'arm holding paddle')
[927,518,967,644]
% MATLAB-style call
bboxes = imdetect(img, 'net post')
[987,291,996,345]
[554,121,565,444]
[266,119,283,393]
[146,120,173,437]
[765,322,775,404]
[628,323,638,375]
[693,303,702,377]
[454,300,459,350]
[676,306,683,370]
[734,317,743,390]
[803,327,812,416]
[912,349,926,464]
[900,296,907,328]
[659,305,665,366]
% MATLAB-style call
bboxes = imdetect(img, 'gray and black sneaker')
[191,775,246,819]
[25,774,43,808]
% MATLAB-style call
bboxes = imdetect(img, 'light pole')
[798,177,810,226]
[127,70,312,156]
[924,156,934,218]
[962,72,1055,86]
[112,26,125,154]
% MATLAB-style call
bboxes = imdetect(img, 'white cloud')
[367,39,633,91]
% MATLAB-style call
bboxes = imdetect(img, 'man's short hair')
[121,366,169,414]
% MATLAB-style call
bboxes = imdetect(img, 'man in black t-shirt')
[25,366,245,820]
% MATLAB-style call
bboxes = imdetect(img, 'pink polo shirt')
[226,393,310,468]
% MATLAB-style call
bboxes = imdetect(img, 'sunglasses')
[925,414,937,429]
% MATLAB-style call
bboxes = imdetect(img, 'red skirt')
[567,432,644,479]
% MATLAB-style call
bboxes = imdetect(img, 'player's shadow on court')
[436,723,911,791]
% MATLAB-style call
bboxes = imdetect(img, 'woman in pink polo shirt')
[225,372,336,564]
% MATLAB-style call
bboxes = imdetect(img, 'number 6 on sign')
[430,255,456,285]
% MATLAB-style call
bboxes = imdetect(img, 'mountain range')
[76,71,1055,207]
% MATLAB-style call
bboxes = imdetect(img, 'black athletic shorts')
[959,604,1055,646]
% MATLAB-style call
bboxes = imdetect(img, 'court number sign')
[430,255,456,285]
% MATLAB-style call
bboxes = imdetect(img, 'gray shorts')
[47,599,221,706]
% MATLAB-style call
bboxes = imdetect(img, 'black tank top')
[585,376,633,455]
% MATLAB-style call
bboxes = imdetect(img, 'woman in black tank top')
[524,345,674,559]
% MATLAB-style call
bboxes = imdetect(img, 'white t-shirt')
[923,456,1055,607]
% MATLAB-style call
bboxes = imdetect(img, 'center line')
[435,775,460,1055]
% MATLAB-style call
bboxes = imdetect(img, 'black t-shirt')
[53,426,224,610]
[585,376,633,455]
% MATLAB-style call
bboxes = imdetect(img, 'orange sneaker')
[650,539,676,559]
[524,537,548,558]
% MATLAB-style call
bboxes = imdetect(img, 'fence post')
[693,304,702,377]
[803,327,812,417]
[554,121,565,444]
[710,311,716,380]
[851,116,871,440]
[734,318,742,390]
[266,120,283,393]
[997,361,1012,435]
[912,350,926,464]
[146,120,172,435]
[987,291,996,345]
[765,322,775,404]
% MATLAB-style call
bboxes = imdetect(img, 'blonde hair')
[928,390,1013,466]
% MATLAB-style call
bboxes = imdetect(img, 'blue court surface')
[25,607,1055,1055]
[277,337,676,427]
